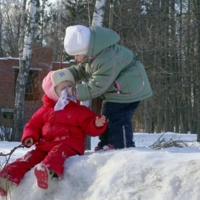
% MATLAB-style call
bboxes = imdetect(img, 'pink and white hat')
[42,69,75,102]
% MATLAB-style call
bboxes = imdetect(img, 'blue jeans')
[98,101,140,149]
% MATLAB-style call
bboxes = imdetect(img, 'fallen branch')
[0,143,27,169]
[149,133,191,150]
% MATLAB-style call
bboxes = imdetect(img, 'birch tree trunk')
[84,0,107,150]
[12,0,38,141]
[0,3,3,57]
[92,0,107,26]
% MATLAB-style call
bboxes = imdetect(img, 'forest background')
[0,0,199,138]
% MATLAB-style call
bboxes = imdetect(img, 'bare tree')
[0,0,22,57]
[12,0,38,141]
[192,0,200,140]
[84,0,107,150]
[2,0,200,138]
[92,0,106,26]
[0,2,3,57]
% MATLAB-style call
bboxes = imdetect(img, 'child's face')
[74,54,86,63]
[55,81,73,98]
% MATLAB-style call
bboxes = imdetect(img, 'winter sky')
[0,133,200,200]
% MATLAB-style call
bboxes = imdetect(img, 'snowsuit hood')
[87,26,120,58]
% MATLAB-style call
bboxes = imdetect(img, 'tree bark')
[12,0,38,141]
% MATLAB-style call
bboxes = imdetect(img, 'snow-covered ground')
[0,132,200,200]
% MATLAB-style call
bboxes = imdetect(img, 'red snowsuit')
[0,95,107,185]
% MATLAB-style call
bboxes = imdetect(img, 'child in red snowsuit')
[0,68,107,197]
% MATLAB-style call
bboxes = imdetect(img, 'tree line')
[0,0,199,137]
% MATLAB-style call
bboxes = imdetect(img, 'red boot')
[34,164,49,189]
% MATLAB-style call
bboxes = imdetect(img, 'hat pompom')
[64,25,91,56]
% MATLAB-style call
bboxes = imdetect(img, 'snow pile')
[0,133,200,200]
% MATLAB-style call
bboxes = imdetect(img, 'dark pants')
[98,101,140,149]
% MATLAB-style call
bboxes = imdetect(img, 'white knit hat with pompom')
[64,25,91,55]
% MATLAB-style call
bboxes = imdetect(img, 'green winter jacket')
[67,26,153,103]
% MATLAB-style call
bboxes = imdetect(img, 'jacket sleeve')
[77,106,107,136]
[80,57,117,101]
[67,64,91,82]
[69,57,119,101]
[21,106,45,144]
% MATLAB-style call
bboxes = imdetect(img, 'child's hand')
[95,115,106,127]
[24,138,34,147]
[66,86,77,99]
[67,87,72,96]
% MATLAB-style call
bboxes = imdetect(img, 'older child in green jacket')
[64,25,152,150]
